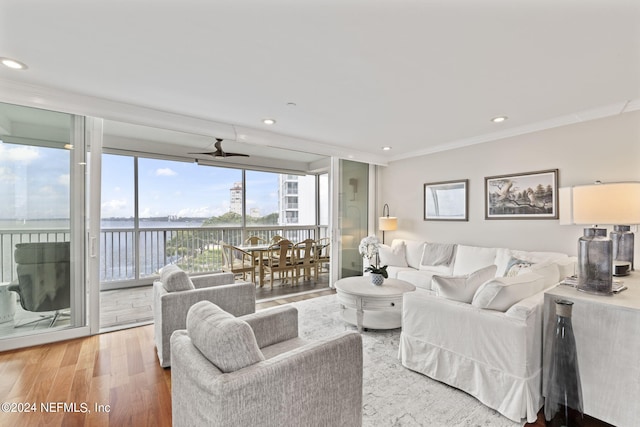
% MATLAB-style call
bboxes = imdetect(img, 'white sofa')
[381,239,575,423]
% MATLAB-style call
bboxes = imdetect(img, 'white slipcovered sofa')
[381,239,575,423]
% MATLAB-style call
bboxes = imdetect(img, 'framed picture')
[485,169,558,219]
[424,179,468,221]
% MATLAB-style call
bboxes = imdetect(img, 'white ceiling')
[0,0,639,165]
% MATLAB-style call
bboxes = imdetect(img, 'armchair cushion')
[187,301,264,373]
[160,265,195,292]
[378,242,408,267]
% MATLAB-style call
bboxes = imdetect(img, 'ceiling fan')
[190,138,249,158]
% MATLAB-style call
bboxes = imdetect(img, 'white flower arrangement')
[358,235,380,261]
[358,235,388,277]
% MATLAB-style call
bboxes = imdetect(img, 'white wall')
[379,111,640,263]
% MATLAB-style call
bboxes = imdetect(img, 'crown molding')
[389,99,640,162]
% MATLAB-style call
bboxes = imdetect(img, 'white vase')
[370,273,384,286]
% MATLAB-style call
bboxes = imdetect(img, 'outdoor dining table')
[235,244,272,287]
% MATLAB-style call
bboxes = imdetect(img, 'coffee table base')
[339,306,401,332]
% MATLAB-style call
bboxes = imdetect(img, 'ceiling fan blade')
[224,152,250,157]
[188,152,218,156]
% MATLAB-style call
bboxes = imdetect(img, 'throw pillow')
[504,257,533,277]
[378,242,408,267]
[471,273,546,312]
[451,245,497,276]
[420,243,457,268]
[518,261,560,287]
[160,264,195,292]
[187,301,265,373]
[432,264,497,303]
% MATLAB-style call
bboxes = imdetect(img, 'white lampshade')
[379,216,398,231]
[572,182,640,225]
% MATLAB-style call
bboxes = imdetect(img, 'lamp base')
[611,225,634,271]
[577,228,613,296]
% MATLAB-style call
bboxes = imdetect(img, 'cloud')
[0,144,40,164]
[156,168,177,176]
[0,166,17,183]
[57,174,70,186]
[101,199,129,217]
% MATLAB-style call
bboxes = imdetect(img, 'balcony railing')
[1,225,329,289]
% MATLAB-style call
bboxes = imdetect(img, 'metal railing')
[1,225,329,288]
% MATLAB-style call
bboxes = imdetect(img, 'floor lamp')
[379,204,397,244]
[572,182,640,295]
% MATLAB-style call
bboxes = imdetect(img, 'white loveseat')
[381,239,575,423]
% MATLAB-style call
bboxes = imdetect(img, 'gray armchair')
[170,301,363,427]
[153,265,256,368]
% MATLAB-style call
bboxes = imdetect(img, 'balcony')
[1,224,330,332]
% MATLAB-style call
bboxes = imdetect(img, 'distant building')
[230,181,242,215]
[278,175,315,225]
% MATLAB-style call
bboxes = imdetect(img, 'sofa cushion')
[378,242,408,267]
[432,265,497,303]
[386,266,414,280]
[471,273,545,311]
[452,245,497,276]
[420,242,456,268]
[495,248,569,276]
[397,269,440,291]
[186,301,265,373]
[519,261,560,287]
[404,240,427,269]
[160,264,195,292]
[503,257,534,277]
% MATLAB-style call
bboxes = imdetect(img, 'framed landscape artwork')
[424,179,468,221]
[485,169,558,219]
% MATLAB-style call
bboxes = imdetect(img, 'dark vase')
[545,299,584,427]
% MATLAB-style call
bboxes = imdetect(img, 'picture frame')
[424,179,468,221]
[485,169,558,220]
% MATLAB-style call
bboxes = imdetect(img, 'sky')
[0,144,282,220]
[102,154,280,219]
[0,142,70,220]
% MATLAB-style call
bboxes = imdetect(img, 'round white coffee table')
[334,276,415,332]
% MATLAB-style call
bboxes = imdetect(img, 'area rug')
[291,294,523,427]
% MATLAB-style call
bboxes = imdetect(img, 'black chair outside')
[9,242,71,327]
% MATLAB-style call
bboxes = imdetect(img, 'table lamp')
[379,204,397,244]
[572,182,640,294]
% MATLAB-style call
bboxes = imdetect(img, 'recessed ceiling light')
[491,116,508,123]
[1,57,28,70]
[382,146,392,151]
[262,118,276,125]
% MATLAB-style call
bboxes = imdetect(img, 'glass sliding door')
[337,159,369,279]
[0,102,87,346]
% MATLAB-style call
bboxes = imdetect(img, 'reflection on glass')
[0,101,78,340]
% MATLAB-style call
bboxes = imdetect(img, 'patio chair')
[293,238,317,282]
[315,237,331,274]
[262,239,296,289]
[9,242,71,327]
[220,241,256,284]
[244,236,266,245]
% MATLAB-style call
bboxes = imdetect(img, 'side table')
[543,274,640,427]
[334,276,415,332]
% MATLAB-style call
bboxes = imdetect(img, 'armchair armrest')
[191,272,235,289]
[242,305,298,348]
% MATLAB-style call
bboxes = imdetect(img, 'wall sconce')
[378,204,398,244]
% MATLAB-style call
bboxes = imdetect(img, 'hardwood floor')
[0,289,334,427]
[0,287,614,427]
